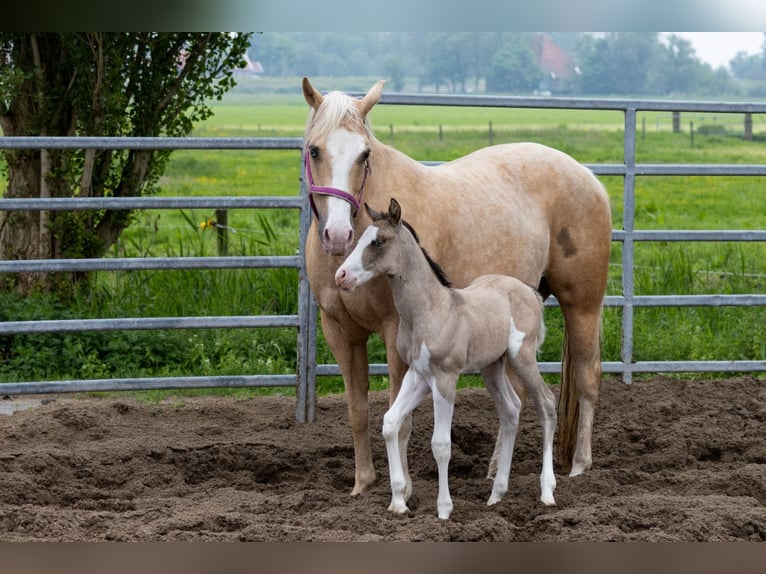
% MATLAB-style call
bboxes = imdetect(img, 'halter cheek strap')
[304,152,370,219]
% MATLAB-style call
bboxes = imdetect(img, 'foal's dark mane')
[400,219,451,288]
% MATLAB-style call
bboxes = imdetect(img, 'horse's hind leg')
[558,302,603,477]
[382,368,430,515]
[486,368,527,480]
[482,360,521,507]
[510,354,557,506]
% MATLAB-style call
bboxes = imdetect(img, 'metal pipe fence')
[1,94,764,421]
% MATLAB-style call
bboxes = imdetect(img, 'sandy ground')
[0,375,764,541]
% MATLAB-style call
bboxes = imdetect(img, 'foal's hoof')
[540,494,556,506]
[486,494,503,507]
[388,500,410,514]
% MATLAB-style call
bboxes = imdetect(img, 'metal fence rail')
[317,93,766,384]
[0,136,316,422]
[1,94,765,422]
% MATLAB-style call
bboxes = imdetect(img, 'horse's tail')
[556,330,578,474]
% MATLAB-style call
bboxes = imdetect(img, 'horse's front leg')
[382,368,429,514]
[431,375,457,520]
[320,310,375,496]
[482,360,522,507]
[382,320,413,501]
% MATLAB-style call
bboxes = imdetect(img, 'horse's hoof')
[350,477,377,496]
[540,494,556,506]
[568,459,591,477]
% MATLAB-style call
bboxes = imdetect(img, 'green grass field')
[2,83,764,394]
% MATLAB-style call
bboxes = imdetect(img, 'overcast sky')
[669,32,764,68]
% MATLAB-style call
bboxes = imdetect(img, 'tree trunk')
[0,150,51,292]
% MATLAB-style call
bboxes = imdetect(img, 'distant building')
[533,34,580,94]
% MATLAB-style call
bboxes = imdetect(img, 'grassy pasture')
[1,88,764,394]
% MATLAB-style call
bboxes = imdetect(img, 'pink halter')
[304,152,370,219]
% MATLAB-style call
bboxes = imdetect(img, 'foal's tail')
[556,332,578,474]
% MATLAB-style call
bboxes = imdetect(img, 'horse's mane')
[401,219,451,288]
[305,91,374,143]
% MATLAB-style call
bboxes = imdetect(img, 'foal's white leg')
[398,410,414,503]
[381,369,429,515]
[482,360,522,507]
[512,361,557,506]
[431,378,456,520]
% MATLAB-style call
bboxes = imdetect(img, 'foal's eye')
[309,146,319,159]
[371,238,384,248]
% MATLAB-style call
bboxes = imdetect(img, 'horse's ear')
[388,197,401,226]
[358,80,386,117]
[302,77,324,110]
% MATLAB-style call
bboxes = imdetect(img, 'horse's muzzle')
[322,225,354,256]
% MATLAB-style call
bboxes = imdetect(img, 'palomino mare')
[302,77,612,495]
[335,198,557,519]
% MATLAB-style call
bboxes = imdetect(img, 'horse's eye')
[360,150,370,162]
[309,146,319,159]
[371,238,384,248]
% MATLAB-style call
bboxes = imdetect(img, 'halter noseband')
[304,151,370,219]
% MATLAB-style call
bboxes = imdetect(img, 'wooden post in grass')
[744,113,753,141]
[690,121,694,148]
[673,111,681,133]
[215,209,229,256]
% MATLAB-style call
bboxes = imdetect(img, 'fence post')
[744,113,753,141]
[672,111,681,133]
[690,121,694,148]
[215,209,228,256]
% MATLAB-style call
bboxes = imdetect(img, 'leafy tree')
[576,33,661,95]
[486,34,539,93]
[0,33,251,293]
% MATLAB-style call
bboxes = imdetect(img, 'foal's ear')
[358,80,386,117]
[365,202,384,222]
[302,77,324,110]
[388,198,402,226]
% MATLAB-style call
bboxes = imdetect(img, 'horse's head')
[303,77,385,256]
[335,198,403,291]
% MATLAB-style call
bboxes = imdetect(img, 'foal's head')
[335,197,450,292]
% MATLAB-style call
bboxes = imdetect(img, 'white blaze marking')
[337,226,378,288]
[323,128,367,228]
